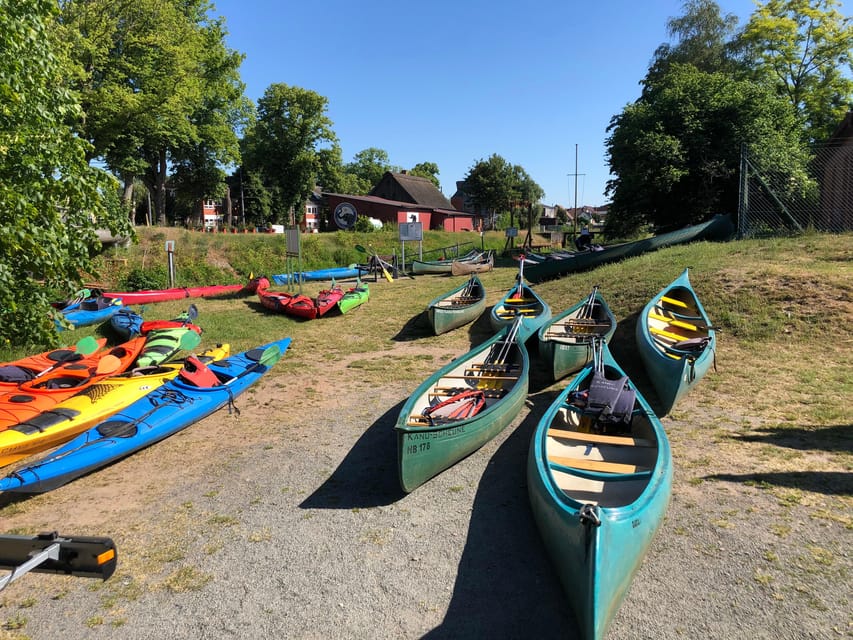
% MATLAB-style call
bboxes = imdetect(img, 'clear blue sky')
[210,0,765,207]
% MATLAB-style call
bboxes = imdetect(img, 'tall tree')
[463,154,544,227]
[0,0,130,345]
[241,84,337,224]
[409,162,441,189]
[645,0,746,87]
[59,0,248,224]
[740,0,853,142]
[345,148,400,192]
[605,64,808,235]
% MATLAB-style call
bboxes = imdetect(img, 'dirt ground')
[0,280,850,640]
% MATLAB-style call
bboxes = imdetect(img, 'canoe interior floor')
[549,468,649,507]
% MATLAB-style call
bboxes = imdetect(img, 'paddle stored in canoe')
[635,268,716,415]
[337,281,369,314]
[538,286,617,381]
[395,316,530,492]
[489,282,551,343]
[527,340,672,640]
[0,338,290,494]
[0,344,231,468]
[426,275,487,335]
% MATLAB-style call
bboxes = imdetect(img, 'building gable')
[369,172,453,209]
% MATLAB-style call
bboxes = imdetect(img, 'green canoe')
[337,280,369,314]
[489,256,551,342]
[395,316,530,492]
[635,268,716,415]
[538,286,617,381]
[527,339,672,639]
[426,275,487,335]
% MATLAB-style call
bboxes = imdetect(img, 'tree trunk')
[122,174,136,225]
[224,185,233,227]
[156,149,167,226]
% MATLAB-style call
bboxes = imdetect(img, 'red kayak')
[256,278,296,314]
[316,284,344,317]
[102,282,252,305]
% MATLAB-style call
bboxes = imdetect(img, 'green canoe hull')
[527,344,672,639]
[635,268,716,415]
[396,328,529,492]
[426,275,487,335]
[538,291,617,381]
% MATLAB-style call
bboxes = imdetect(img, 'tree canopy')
[241,84,337,224]
[0,0,130,345]
[740,0,853,143]
[59,0,249,225]
[463,154,544,227]
[605,0,848,235]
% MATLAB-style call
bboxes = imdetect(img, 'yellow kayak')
[0,344,230,468]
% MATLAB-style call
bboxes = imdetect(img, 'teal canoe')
[395,316,530,492]
[337,280,369,314]
[489,259,551,342]
[538,286,617,381]
[527,339,672,640]
[525,214,734,283]
[635,268,716,415]
[426,275,487,335]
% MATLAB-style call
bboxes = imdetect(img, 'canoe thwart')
[548,454,650,474]
[547,427,654,448]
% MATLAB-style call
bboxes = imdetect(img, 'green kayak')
[337,281,369,314]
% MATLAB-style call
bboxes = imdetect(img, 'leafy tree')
[409,162,441,189]
[345,148,400,192]
[645,0,746,86]
[605,64,809,235]
[59,0,249,224]
[0,0,130,346]
[241,84,337,225]
[463,154,544,228]
[740,0,853,142]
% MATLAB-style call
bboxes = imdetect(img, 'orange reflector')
[97,549,116,565]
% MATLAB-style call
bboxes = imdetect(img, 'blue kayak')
[0,337,291,493]
[56,296,123,331]
[270,264,368,285]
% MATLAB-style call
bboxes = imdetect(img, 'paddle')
[178,329,202,352]
[93,354,123,377]
[34,336,101,378]
[182,304,199,326]
[355,244,393,282]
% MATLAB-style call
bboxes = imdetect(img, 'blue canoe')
[635,268,716,415]
[527,340,672,640]
[56,296,123,331]
[0,337,291,494]
[270,265,368,285]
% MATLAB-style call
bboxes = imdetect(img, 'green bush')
[120,267,169,291]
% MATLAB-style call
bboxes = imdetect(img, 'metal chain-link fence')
[737,141,853,238]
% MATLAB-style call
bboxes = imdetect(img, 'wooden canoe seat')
[548,454,650,474]
[547,428,654,448]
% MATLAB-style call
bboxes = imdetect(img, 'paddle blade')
[179,330,202,351]
[75,335,100,356]
[354,244,367,254]
[95,354,122,375]
[186,304,199,323]
[258,344,282,367]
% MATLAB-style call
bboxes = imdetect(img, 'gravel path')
[2,355,849,640]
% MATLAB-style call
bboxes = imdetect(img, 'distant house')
[451,180,494,229]
[819,110,853,231]
[324,172,478,231]
[301,189,322,232]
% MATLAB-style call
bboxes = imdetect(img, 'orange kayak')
[0,337,146,432]
[0,339,109,390]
